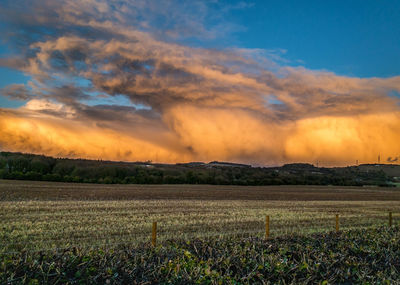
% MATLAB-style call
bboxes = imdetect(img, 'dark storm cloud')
[0,84,33,100]
[0,0,400,165]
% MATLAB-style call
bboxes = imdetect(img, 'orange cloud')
[0,109,191,163]
[1,0,400,166]
[285,113,400,166]
[1,105,400,166]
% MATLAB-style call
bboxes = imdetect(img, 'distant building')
[208,161,251,168]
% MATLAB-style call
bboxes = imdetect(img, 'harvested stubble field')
[0,180,399,254]
[2,179,400,201]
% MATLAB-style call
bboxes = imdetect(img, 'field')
[1,180,399,283]
[2,179,400,201]
[1,180,399,254]
[2,227,399,284]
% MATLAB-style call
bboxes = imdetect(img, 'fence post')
[335,214,339,233]
[265,215,270,239]
[389,212,392,227]
[152,221,157,246]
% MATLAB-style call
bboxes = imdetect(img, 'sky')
[0,0,400,166]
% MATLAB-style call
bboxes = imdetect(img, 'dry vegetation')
[1,180,399,254]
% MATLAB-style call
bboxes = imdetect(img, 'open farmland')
[1,180,399,254]
[2,179,400,201]
[2,227,399,284]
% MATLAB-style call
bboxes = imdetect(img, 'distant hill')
[357,164,400,177]
[0,151,397,186]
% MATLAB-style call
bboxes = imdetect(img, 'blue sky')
[1,0,399,108]
[0,0,400,165]
[221,0,400,78]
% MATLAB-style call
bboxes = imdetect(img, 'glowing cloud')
[0,0,399,166]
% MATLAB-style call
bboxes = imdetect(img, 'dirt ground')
[1,179,400,201]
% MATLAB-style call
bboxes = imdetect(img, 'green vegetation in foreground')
[1,151,398,186]
[1,227,399,284]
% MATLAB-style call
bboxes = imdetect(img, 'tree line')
[0,152,392,186]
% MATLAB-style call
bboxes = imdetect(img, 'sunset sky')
[0,0,400,166]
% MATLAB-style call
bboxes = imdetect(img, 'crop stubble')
[0,180,399,253]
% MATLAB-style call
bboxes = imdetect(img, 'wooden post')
[335,214,339,233]
[265,215,270,239]
[389,212,392,227]
[152,221,157,246]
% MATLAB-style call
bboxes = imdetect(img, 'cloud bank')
[0,0,400,166]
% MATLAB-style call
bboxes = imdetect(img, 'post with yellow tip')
[152,221,157,246]
[389,212,392,227]
[335,214,339,233]
[265,215,270,239]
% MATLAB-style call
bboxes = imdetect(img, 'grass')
[0,179,399,283]
[1,194,399,253]
[1,227,399,284]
